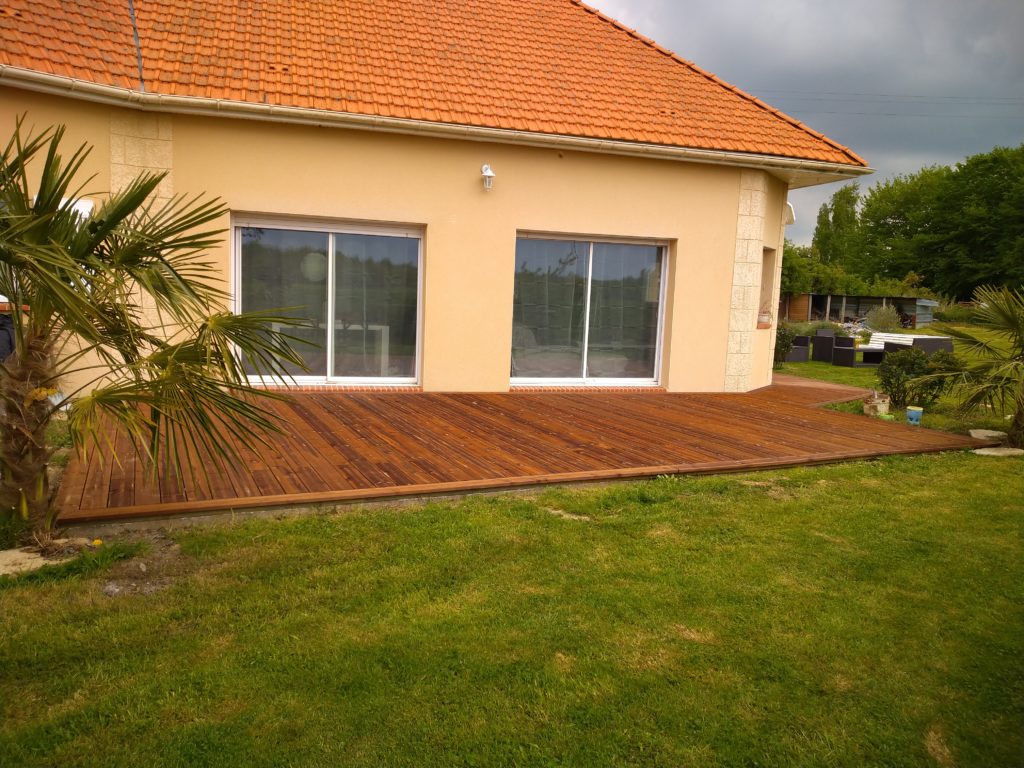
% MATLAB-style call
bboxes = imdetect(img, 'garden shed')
[781,294,939,328]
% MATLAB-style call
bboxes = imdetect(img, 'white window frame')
[511,232,670,388]
[232,214,424,386]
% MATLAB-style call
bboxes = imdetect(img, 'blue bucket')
[906,406,923,426]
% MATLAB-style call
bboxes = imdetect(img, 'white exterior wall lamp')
[481,163,496,191]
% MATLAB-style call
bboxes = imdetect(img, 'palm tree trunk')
[0,330,57,535]
[1009,400,1024,448]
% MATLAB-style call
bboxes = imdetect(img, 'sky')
[587,0,1024,244]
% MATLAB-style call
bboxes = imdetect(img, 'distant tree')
[806,260,870,297]
[818,145,1023,298]
[780,239,814,295]
[859,166,953,282]
[811,184,861,268]
[779,238,932,300]
[929,146,1024,298]
[812,204,834,263]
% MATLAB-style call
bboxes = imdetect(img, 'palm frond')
[72,172,165,257]
[66,384,157,462]
[81,183,228,320]
[30,130,93,223]
[189,310,312,381]
[937,285,1024,437]
[930,322,1008,360]
[69,366,288,489]
[969,284,1024,352]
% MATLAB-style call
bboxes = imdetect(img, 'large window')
[238,220,420,382]
[511,236,665,383]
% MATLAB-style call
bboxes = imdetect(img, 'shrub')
[787,321,851,337]
[879,348,928,409]
[913,350,963,408]
[934,304,977,324]
[866,305,901,332]
[773,325,797,368]
[0,516,28,551]
[878,348,963,409]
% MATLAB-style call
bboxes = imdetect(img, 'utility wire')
[786,111,1024,119]
[753,89,1024,102]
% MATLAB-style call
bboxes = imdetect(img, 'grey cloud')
[589,0,1024,243]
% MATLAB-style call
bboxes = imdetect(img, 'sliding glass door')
[239,222,420,383]
[511,237,665,384]
[333,233,418,379]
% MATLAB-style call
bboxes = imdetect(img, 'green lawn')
[777,360,879,389]
[775,360,1009,432]
[778,326,1014,434]
[3,453,1022,767]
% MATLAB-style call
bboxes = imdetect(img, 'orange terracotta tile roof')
[0,0,866,167]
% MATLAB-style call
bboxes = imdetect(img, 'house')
[0,0,870,393]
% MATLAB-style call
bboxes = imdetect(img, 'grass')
[2,453,1022,767]
[777,360,879,389]
[778,360,1010,431]
[778,326,1015,434]
[44,414,73,452]
[0,542,141,590]
[46,414,73,469]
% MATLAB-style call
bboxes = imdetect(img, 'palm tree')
[935,284,1024,447]
[0,119,305,541]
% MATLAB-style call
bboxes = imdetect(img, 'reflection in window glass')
[333,234,419,378]
[240,225,420,380]
[511,239,588,378]
[240,227,328,376]
[511,237,663,381]
[588,243,661,379]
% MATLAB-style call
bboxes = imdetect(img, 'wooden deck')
[57,375,990,524]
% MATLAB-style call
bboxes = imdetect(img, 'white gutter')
[1,65,873,185]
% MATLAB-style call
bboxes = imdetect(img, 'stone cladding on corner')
[724,170,768,392]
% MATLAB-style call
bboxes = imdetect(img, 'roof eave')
[0,66,873,187]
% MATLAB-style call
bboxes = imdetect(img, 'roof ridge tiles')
[569,0,866,167]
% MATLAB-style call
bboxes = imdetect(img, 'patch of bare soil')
[739,479,793,500]
[832,674,853,693]
[553,651,574,674]
[812,531,852,546]
[99,530,188,597]
[545,508,591,522]
[673,624,716,644]
[0,537,92,577]
[925,724,955,767]
[646,523,680,540]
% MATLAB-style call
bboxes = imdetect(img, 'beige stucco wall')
[1,87,795,393]
[1,87,112,194]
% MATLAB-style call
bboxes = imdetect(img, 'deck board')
[57,376,992,524]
